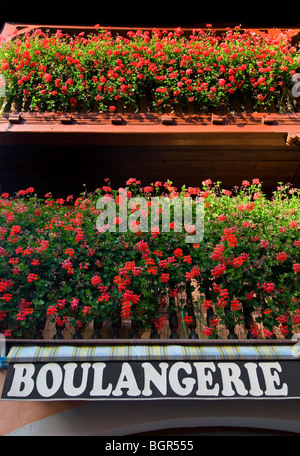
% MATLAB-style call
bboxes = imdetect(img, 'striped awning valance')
[6,342,299,363]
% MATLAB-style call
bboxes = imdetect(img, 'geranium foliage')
[0,26,300,112]
[0,178,299,339]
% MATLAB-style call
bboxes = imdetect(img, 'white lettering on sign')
[169,362,196,396]
[141,362,169,396]
[244,362,264,396]
[194,362,219,396]
[36,363,63,398]
[218,363,248,396]
[259,362,288,396]
[5,361,289,400]
[90,363,112,397]
[63,363,91,397]
[112,362,141,397]
[7,363,35,397]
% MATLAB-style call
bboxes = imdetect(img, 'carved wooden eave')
[0,111,300,196]
[2,22,300,41]
[1,23,300,196]
[0,22,180,39]
[0,112,300,148]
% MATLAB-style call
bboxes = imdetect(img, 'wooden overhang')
[0,111,300,197]
[1,23,300,197]
[1,22,300,41]
[1,111,300,149]
[2,22,300,41]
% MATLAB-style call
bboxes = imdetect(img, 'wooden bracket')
[286,132,300,146]
[211,115,224,125]
[60,115,73,125]
[262,116,276,125]
[111,115,123,125]
[8,113,22,124]
[161,115,173,125]
[261,115,278,125]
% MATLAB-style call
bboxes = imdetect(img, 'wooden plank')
[1,145,300,160]
[0,131,291,147]
[1,145,298,160]
[1,143,299,198]
[1,164,298,196]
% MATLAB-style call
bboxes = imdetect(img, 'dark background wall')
[0,0,298,30]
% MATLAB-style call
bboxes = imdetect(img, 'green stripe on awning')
[5,343,299,363]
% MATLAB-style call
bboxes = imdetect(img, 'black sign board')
[2,360,300,400]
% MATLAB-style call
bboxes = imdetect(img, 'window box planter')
[0,179,299,341]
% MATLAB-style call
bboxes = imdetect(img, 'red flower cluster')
[0,27,299,113]
[0,178,299,340]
